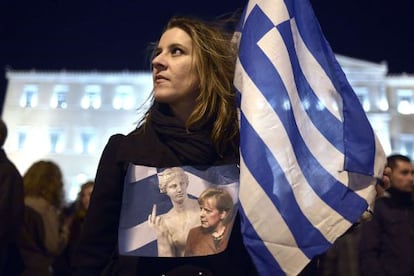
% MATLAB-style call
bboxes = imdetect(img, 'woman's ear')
[219,210,227,220]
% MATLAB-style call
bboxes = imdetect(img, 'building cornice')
[6,69,152,84]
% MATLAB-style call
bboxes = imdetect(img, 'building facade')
[336,55,414,158]
[3,70,152,201]
[2,56,414,202]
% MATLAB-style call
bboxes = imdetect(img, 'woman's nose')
[152,53,167,70]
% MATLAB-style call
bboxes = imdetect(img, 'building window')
[51,85,68,109]
[354,87,370,112]
[398,136,414,160]
[378,97,389,112]
[113,85,135,110]
[49,130,63,153]
[20,85,38,108]
[397,89,414,115]
[81,85,101,109]
[18,131,27,150]
[81,132,93,154]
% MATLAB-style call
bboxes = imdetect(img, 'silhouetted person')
[0,118,25,275]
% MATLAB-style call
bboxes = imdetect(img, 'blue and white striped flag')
[234,0,386,275]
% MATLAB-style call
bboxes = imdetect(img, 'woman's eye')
[171,48,183,55]
[152,51,161,60]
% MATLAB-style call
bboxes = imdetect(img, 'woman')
[54,180,95,275]
[72,16,257,275]
[18,160,70,276]
[69,180,95,242]
[148,167,200,257]
[67,180,94,262]
[185,187,234,257]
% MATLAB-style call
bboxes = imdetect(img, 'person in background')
[68,180,94,255]
[359,154,414,276]
[72,15,258,276]
[53,180,94,275]
[0,118,25,276]
[148,167,199,257]
[184,187,234,256]
[317,174,387,276]
[18,160,72,276]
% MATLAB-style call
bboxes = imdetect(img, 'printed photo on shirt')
[118,164,239,257]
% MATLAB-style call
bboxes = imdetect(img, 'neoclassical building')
[3,70,153,200]
[336,55,414,157]
[3,56,414,201]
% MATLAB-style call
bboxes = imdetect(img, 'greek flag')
[234,0,386,275]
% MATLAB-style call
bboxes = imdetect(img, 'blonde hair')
[76,180,94,210]
[198,186,234,224]
[23,160,64,209]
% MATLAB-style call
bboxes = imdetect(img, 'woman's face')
[81,186,93,210]
[152,27,200,112]
[200,198,226,231]
[165,176,189,204]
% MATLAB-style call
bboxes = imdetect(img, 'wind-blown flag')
[234,0,386,275]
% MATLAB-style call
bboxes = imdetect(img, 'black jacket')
[359,188,414,276]
[72,110,257,276]
[0,148,25,276]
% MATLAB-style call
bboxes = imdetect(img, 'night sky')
[1,0,413,112]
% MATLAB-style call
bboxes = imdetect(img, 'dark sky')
[1,0,413,112]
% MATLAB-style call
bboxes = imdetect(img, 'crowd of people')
[0,118,95,276]
[1,11,413,276]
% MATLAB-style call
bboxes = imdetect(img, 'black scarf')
[149,103,218,165]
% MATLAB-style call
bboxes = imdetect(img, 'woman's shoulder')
[115,126,152,148]
[24,196,50,211]
[106,126,143,143]
[24,196,57,220]
[104,129,143,155]
[104,133,127,149]
[114,124,183,167]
